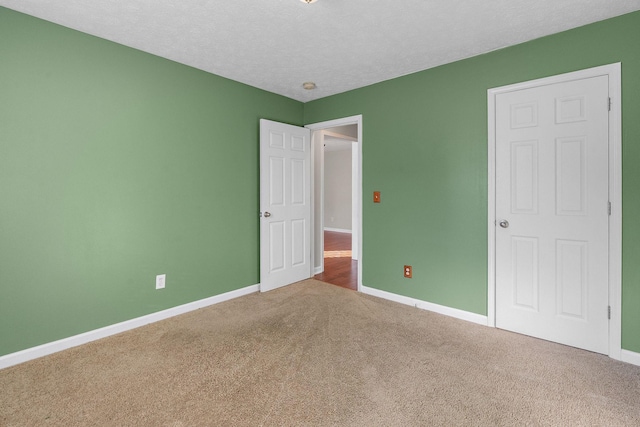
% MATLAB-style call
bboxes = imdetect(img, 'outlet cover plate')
[156,274,166,289]
[404,265,412,278]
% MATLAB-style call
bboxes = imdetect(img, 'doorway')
[306,116,363,292]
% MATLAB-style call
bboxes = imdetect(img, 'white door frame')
[306,115,363,291]
[487,63,622,359]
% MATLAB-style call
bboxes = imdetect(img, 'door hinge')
[608,201,612,216]
[608,97,612,111]
[608,305,611,320]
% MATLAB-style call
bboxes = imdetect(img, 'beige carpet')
[1,279,639,426]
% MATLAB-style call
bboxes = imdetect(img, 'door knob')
[499,220,509,228]
[264,212,272,218]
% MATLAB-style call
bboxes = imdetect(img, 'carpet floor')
[1,279,639,426]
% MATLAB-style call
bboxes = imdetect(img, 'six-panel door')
[260,119,311,292]
[495,76,610,354]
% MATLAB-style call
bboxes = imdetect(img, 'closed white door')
[260,119,311,292]
[495,76,610,354]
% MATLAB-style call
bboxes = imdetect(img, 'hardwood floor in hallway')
[314,231,358,291]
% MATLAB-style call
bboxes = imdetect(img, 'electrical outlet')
[156,274,166,290]
[373,191,381,203]
[404,265,412,278]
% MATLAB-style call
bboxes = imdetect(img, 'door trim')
[306,115,363,291]
[487,63,622,359]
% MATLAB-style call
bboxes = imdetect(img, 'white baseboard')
[361,286,488,326]
[324,227,352,233]
[0,284,259,371]
[621,349,640,367]
[360,287,640,365]
[314,266,323,275]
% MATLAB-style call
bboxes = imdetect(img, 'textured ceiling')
[2,0,639,102]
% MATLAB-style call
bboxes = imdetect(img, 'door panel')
[260,120,311,292]
[556,239,587,319]
[556,137,586,215]
[269,221,285,272]
[511,140,538,214]
[495,75,609,354]
[512,236,539,311]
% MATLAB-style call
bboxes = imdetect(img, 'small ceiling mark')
[302,82,317,90]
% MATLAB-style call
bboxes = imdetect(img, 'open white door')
[260,119,312,292]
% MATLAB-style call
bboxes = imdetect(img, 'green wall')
[304,11,640,352]
[0,7,303,356]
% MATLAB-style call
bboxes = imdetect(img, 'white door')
[260,119,312,292]
[495,75,610,354]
